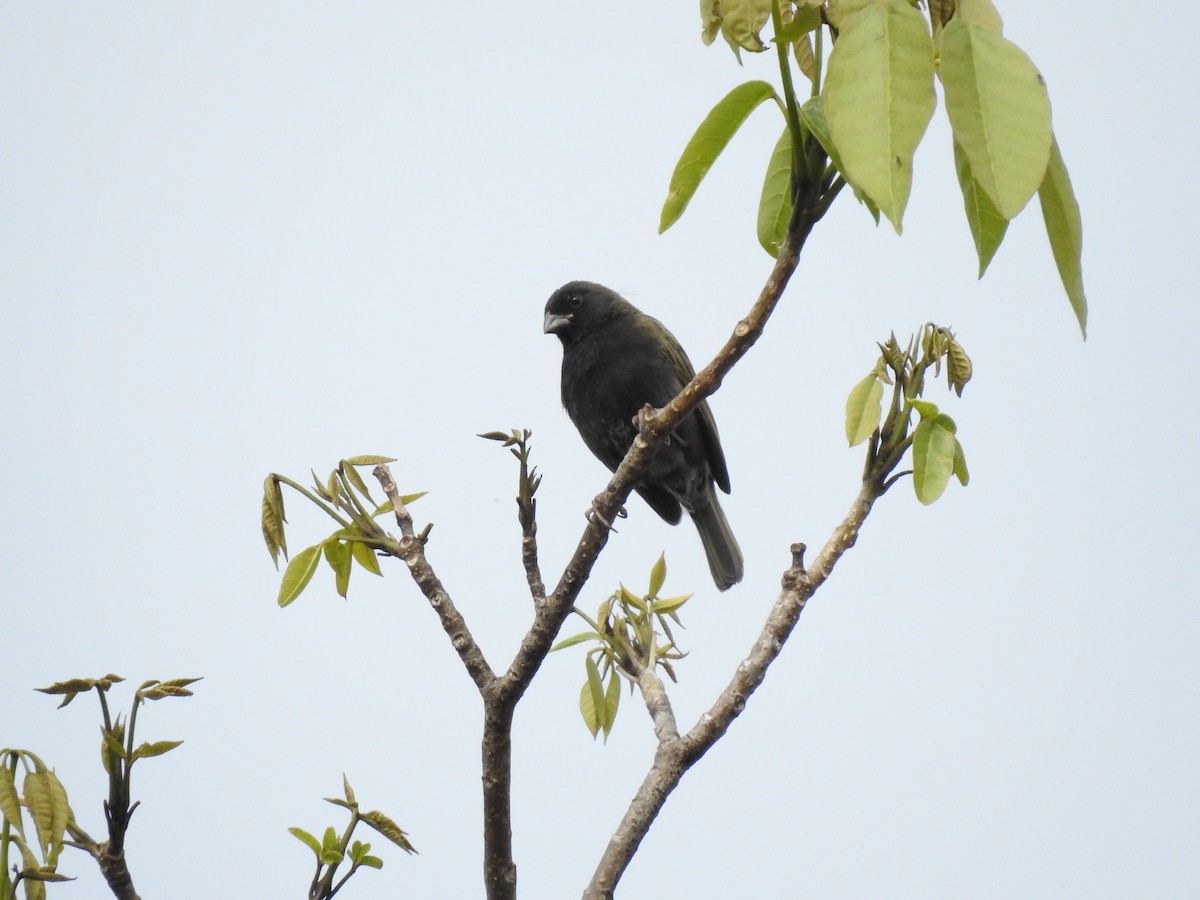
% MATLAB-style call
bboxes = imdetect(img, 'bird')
[543,280,743,591]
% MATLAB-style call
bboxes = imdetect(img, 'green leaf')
[361,810,416,853]
[912,417,958,504]
[130,739,183,761]
[618,583,647,613]
[823,1,936,233]
[660,80,780,233]
[549,631,603,652]
[340,462,373,503]
[323,541,351,598]
[938,19,1052,219]
[344,455,396,466]
[757,126,794,257]
[953,139,1008,276]
[953,438,970,486]
[778,4,821,41]
[261,475,287,567]
[349,536,383,576]
[1038,135,1088,337]
[23,770,67,861]
[361,854,384,869]
[601,670,621,741]
[910,398,939,420]
[290,827,323,857]
[845,373,885,446]
[320,825,343,865]
[371,492,428,518]
[278,545,322,608]
[648,553,667,598]
[582,656,605,739]
[650,593,692,615]
[0,764,24,836]
[946,338,973,396]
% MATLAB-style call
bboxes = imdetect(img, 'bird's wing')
[655,325,732,495]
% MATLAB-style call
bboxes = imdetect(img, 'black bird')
[544,281,743,591]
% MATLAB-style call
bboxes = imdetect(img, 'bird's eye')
[569,295,583,309]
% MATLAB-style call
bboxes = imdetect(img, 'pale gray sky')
[3,3,1197,898]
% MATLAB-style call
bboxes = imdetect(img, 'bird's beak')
[543,311,572,334]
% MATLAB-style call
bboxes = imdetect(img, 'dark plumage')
[544,281,743,591]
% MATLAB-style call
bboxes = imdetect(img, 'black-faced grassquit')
[544,281,743,591]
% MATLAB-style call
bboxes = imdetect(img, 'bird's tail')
[691,491,743,591]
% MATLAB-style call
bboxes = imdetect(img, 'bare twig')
[372,465,496,692]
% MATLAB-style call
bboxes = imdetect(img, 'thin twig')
[372,464,496,692]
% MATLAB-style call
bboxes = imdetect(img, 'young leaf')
[602,669,621,741]
[550,631,604,652]
[757,126,794,258]
[648,553,667,599]
[953,139,1008,277]
[579,680,601,739]
[650,593,692,616]
[131,739,183,761]
[660,80,780,233]
[261,475,287,567]
[23,770,67,859]
[700,0,773,59]
[912,416,958,504]
[953,438,970,486]
[823,1,936,233]
[1038,135,1088,337]
[927,0,954,35]
[938,19,1052,220]
[278,545,322,607]
[0,765,25,836]
[360,810,416,853]
[793,30,818,83]
[344,455,396,466]
[340,462,373,503]
[349,536,383,576]
[584,655,606,739]
[323,541,352,598]
[845,373,885,445]
[911,398,939,420]
[946,338,973,396]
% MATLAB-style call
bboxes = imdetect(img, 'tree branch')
[584,482,881,898]
[373,465,496,692]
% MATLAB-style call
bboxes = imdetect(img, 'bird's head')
[543,281,624,344]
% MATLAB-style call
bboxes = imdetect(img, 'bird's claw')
[633,403,658,431]
[586,501,628,532]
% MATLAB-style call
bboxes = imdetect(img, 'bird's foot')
[632,403,659,431]
[586,501,628,532]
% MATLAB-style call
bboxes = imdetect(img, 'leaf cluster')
[0,751,75,900]
[846,323,972,503]
[552,555,691,740]
[668,0,1087,335]
[289,775,415,900]
[3,676,200,900]
[261,457,427,607]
